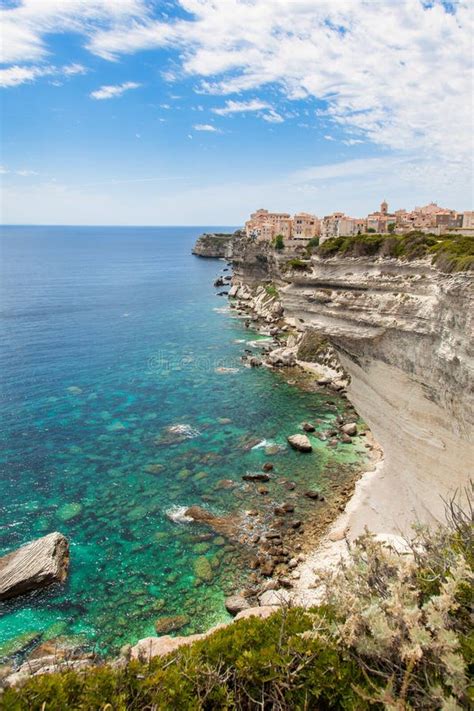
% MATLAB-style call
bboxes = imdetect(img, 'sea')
[0,225,367,657]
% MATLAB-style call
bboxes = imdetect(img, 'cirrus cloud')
[89,81,141,100]
[0,62,86,88]
[193,123,220,132]
[0,0,472,177]
[212,99,271,116]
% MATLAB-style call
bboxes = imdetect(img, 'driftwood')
[0,532,69,600]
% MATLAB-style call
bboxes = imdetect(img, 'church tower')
[381,200,388,215]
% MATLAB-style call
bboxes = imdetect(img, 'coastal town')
[245,202,474,243]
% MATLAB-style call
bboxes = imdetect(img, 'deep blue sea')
[0,226,366,657]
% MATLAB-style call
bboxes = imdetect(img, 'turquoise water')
[0,226,366,656]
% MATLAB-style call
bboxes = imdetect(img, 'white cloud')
[193,123,219,132]
[212,99,270,116]
[0,0,472,208]
[0,165,40,176]
[0,63,86,88]
[262,110,284,124]
[0,0,147,63]
[83,0,471,169]
[2,153,470,227]
[90,81,141,100]
[291,158,388,183]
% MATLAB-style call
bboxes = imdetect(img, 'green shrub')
[4,495,472,710]
[284,258,311,272]
[265,283,278,298]
[305,236,320,256]
[2,610,367,710]
[273,234,284,251]
[316,232,474,272]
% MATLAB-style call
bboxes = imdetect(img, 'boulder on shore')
[287,434,312,452]
[341,422,358,436]
[0,532,69,601]
[225,595,251,615]
[266,347,296,367]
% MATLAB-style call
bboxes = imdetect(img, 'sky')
[0,0,472,225]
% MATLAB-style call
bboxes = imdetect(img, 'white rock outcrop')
[0,532,69,601]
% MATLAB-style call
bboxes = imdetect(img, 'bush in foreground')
[3,494,472,710]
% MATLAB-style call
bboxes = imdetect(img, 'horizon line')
[0,223,242,228]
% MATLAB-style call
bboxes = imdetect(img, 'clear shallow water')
[0,226,366,656]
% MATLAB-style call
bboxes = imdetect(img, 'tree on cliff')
[273,234,284,250]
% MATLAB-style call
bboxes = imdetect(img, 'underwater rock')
[242,437,262,451]
[184,505,239,541]
[154,615,189,635]
[242,472,270,482]
[193,556,213,582]
[58,502,82,522]
[302,422,316,432]
[265,444,281,456]
[215,479,237,490]
[193,542,211,554]
[0,532,69,601]
[287,434,312,452]
[0,631,42,663]
[154,423,201,447]
[304,491,322,501]
[143,463,165,475]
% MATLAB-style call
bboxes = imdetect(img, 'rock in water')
[341,422,357,436]
[287,434,312,452]
[0,532,69,601]
[154,615,189,635]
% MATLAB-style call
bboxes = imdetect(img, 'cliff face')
[192,232,235,259]
[232,237,474,534]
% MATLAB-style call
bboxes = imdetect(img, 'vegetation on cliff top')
[316,232,474,272]
[3,494,472,710]
[273,234,285,250]
[283,257,312,272]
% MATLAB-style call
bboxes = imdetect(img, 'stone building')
[462,211,474,229]
[245,209,292,241]
[320,213,367,242]
[292,212,320,240]
[245,208,318,242]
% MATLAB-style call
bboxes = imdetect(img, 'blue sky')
[0,0,472,225]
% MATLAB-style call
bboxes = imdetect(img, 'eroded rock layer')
[232,237,473,533]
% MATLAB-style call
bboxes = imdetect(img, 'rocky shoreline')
[117,259,383,663]
[0,251,380,690]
